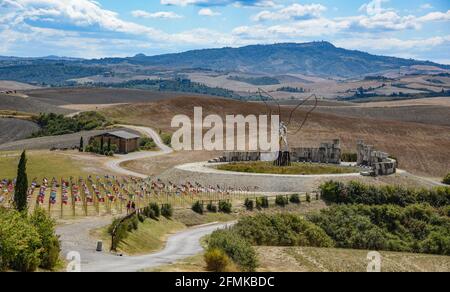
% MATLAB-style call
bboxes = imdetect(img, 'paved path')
[104,125,173,178]
[57,219,233,272]
[176,161,362,178]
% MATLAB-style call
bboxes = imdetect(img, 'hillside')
[120,42,448,77]
[1,42,449,87]
[101,96,450,177]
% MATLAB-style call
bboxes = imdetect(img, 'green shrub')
[244,198,254,211]
[161,204,173,218]
[208,229,258,272]
[207,202,218,213]
[289,194,300,204]
[275,195,288,207]
[130,215,139,231]
[256,196,269,209]
[307,204,450,255]
[140,137,157,150]
[443,173,450,185]
[234,213,334,248]
[204,248,233,272]
[29,208,60,270]
[320,180,450,207]
[218,201,232,213]
[0,209,42,272]
[137,213,145,223]
[143,206,156,219]
[108,217,131,251]
[149,202,161,218]
[192,201,204,214]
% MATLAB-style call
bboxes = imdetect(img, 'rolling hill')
[119,42,449,77]
[1,42,449,86]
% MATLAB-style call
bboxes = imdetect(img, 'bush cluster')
[256,197,269,209]
[192,201,204,214]
[32,112,110,137]
[244,198,254,211]
[0,208,60,272]
[218,201,232,213]
[208,229,258,272]
[275,195,289,207]
[289,194,300,204]
[308,204,450,255]
[234,213,334,248]
[320,180,450,207]
[443,173,450,185]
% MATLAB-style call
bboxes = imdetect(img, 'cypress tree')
[107,138,111,152]
[100,136,104,152]
[79,137,84,152]
[14,150,28,212]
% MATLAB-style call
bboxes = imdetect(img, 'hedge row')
[320,180,450,207]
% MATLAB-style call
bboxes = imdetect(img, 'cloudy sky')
[1,0,449,63]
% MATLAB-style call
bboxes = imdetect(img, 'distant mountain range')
[115,41,449,77]
[0,42,448,85]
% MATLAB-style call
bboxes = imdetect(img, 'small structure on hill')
[90,131,140,154]
[357,140,396,176]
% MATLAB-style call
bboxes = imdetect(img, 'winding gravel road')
[57,218,233,272]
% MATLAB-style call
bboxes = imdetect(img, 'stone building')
[90,131,140,154]
[291,139,341,164]
[356,140,396,176]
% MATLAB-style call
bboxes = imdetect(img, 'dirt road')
[57,219,233,272]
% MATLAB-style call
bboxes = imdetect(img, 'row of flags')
[0,176,259,206]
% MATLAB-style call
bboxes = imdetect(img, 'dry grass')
[102,96,450,177]
[256,246,450,272]
[149,246,450,272]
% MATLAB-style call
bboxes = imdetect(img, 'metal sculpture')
[257,88,318,166]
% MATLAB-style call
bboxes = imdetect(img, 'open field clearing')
[24,87,215,105]
[0,118,39,144]
[148,246,450,272]
[313,103,450,127]
[101,96,450,177]
[216,162,360,175]
[0,150,90,180]
[255,247,450,272]
[0,93,72,114]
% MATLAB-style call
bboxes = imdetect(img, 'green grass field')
[0,151,88,181]
[216,161,360,175]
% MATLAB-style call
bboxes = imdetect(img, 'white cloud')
[420,3,433,10]
[198,8,221,17]
[252,4,326,22]
[131,10,182,19]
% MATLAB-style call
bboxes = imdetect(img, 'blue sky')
[0,0,449,63]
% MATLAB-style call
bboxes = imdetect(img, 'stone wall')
[291,139,341,164]
[357,140,396,176]
[217,139,341,164]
